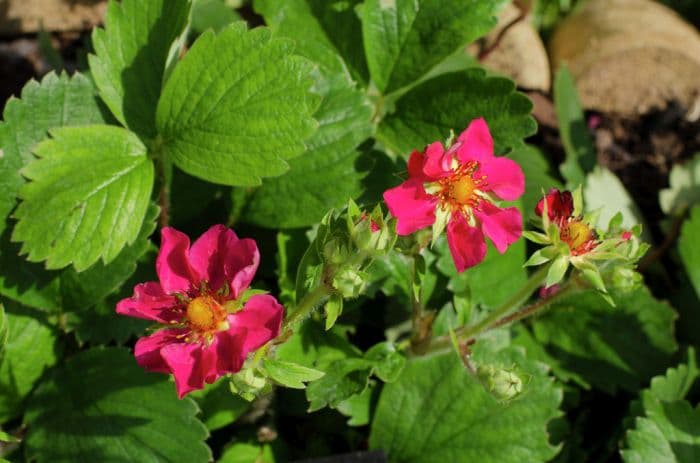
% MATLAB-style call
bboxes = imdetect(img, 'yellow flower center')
[450,175,476,204]
[186,296,227,332]
[561,220,597,255]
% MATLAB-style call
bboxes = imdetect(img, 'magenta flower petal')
[535,188,574,222]
[116,282,182,323]
[213,328,247,373]
[447,214,487,272]
[407,150,427,179]
[456,118,494,164]
[157,227,198,294]
[189,225,260,298]
[228,294,284,356]
[479,157,525,201]
[383,179,438,235]
[134,328,188,374]
[475,203,523,253]
[422,141,452,179]
[160,341,218,399]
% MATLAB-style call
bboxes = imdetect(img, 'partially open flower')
[383,118,525,272]
[117,225,284,398]
[525,188,648,301]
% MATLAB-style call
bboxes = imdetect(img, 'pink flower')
[382,118,525,272]
[117,225,284,398]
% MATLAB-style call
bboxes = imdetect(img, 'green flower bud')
[477,364,524,402]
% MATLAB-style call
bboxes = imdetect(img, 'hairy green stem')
[281,284,332,332]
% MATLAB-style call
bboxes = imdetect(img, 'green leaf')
[622,349,700,462]
[156,22,317,186]
[553,66,596,187]
[306,358,373,411]
[679,205,700,299]
[324,295,343,330]
[369,347,562,463]
[531,287,677,393]
[622,402,700,463]
[191,0,240,35]
[336,383,375,426]
[220,442,276,463]
[189,380,251,431]
[0,227,61,311]
[254,0,368,84]
[584,166,646,232]
[659,153,700,215]
[60,203,157,312]
[12,125,154,271]
[263,359,326,389]
[0,71,109,236]
[360,0,501,94]
[364,342,406,383]
[275,320,361,369]
[241,79,372,227]
[89,0,190,138]
[377,69,535,158]
[24,348,211,463]
[0,304,6,360]
[0,303,59,422]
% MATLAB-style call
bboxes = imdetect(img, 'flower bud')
[477,364,524,402]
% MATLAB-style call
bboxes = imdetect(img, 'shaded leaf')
[377,69,535,158]
[24,348,211,463]
[679,205,700,299]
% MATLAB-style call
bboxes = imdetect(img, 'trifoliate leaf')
[0,72,109,236]
[369,347,562,463]
[263,359,326,389]
[659,153,700,215]
[554,66,596,188]
[241,80,372,227]
[12,125,153,271]
[0,303,59,422]
[156,22,317,186]
[377,69,535,157]
[24,348,211,463]
[679,206,700,299]
[254,0,368,85]
[531,287,677,393]
[360,0,501,94]
[646,348,698,404]
[89,0,190,138]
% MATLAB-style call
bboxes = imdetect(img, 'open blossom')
[117,225,283,398]
[383,118,525,271]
